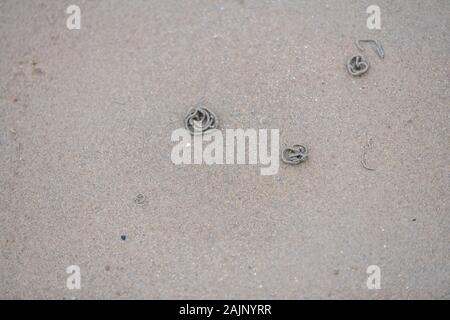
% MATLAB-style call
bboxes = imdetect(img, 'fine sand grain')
[0,0,449,299]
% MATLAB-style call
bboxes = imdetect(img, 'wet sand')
[0,0,449,299]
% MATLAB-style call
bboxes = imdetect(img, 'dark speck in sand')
[121,235,126,241]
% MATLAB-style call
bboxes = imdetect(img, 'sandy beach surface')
[0,0,449,299]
